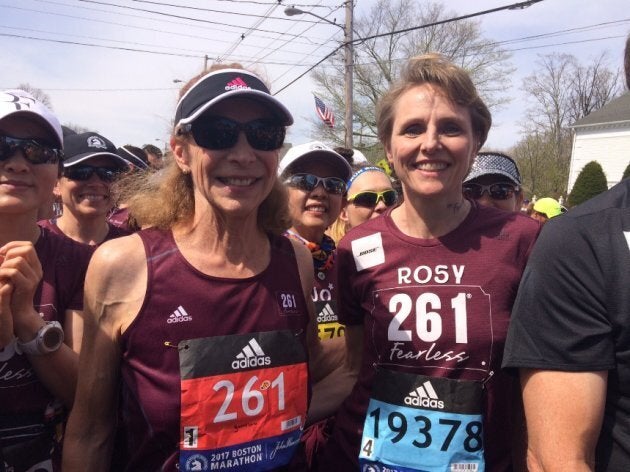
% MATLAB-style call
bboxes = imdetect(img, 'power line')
[77,0,306,37]
[4,3,312,47]
[130,0,333,21]
[274,0,547,94]
[3,27,624,93]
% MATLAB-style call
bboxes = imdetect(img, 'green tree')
[516,53,621,197]
[622,162,630,180]
[568,161,608,207]
[311,0,514,147]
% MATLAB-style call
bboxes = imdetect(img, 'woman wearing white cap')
[0,89,93,471]
[64,65,350,472]
[279,141,352,343]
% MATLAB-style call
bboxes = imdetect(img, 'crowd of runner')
[0,35,628,472]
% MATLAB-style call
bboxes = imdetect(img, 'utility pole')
[285,2,355,148]
[344,0,354,149]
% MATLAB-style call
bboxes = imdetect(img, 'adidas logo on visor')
[404,380,445,409]
[231,338,271,370]
[225,77,250,91]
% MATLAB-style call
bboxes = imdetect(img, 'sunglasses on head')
[284,173,346,195]
[0,135,63,165]
[462,182,520,201]
[63,165,123,183]
[348,189,398,208]
[178,117,285,151]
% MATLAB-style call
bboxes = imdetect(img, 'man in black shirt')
[503,35,630,471]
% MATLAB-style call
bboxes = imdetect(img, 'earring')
[182,168,191,175]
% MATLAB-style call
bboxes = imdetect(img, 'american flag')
[314,95,335,128]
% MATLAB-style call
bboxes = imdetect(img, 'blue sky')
[1,0,628,152]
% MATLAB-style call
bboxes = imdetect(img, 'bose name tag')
[351,233,385,271]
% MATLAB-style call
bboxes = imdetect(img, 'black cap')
[63,132,128,168]
[117,145,149,170]
[174,69,293,127]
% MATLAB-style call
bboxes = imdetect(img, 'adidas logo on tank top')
[404,380,445,409]
[231,338,272,370]
[167,305,192,323]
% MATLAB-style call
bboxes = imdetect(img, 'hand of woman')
[0,241,44,339]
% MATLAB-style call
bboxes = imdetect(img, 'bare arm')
[0,241,81,408]
[287,240,359,422]
[521,369,607,472]
[306,323,363,424]
[63,235,146,472]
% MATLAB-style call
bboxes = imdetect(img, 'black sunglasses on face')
[0,135,63,165]
[63,165,123,183]
[178,117,286,151]
[284,173,346,195]
[347,189,398,208]
[462,182,519,201]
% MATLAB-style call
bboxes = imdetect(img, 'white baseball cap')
[0,89,63,148]
[279,141,352,180]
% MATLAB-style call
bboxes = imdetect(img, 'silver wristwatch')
[17,321,65,356]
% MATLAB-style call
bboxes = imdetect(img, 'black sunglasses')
[178,117,285,151]
[463,182,520,201]
[347,189,398,208]
[0,135,63,165]
[63,165,124,183]
[284,173,346,195]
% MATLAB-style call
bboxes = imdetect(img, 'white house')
[568,92,630,192]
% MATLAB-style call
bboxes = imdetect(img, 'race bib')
[178,330,308,472]
[359,368,484,472]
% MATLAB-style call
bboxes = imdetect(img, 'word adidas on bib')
[404,380,445,409]
[231,338,272,370]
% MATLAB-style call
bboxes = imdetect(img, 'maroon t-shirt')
[118,228,311,471]
[320,202,540,471]
[38,218,131,245]
[0,227,92,422]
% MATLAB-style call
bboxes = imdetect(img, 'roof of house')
[571,92,630,128]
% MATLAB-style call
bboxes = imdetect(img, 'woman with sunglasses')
[462,151,524,213]
[278,141,355,469]
[329,165,398,244]
[39,132,130,246]
[279,141,351,344]
[318,55,541,471]
[0,90,93,471]
[64,66,350,472]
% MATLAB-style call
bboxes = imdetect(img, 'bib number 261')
[213,372,285,423]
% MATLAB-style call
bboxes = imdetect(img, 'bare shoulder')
[85,233,147,332]
[89,234,144,284]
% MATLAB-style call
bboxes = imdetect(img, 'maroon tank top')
[117,228,310,471]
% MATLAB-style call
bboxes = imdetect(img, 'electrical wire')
[77,0,305,36]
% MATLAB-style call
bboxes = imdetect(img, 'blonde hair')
[376,54,491,149]
[327,214,348,245]
[114,62,291,234]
